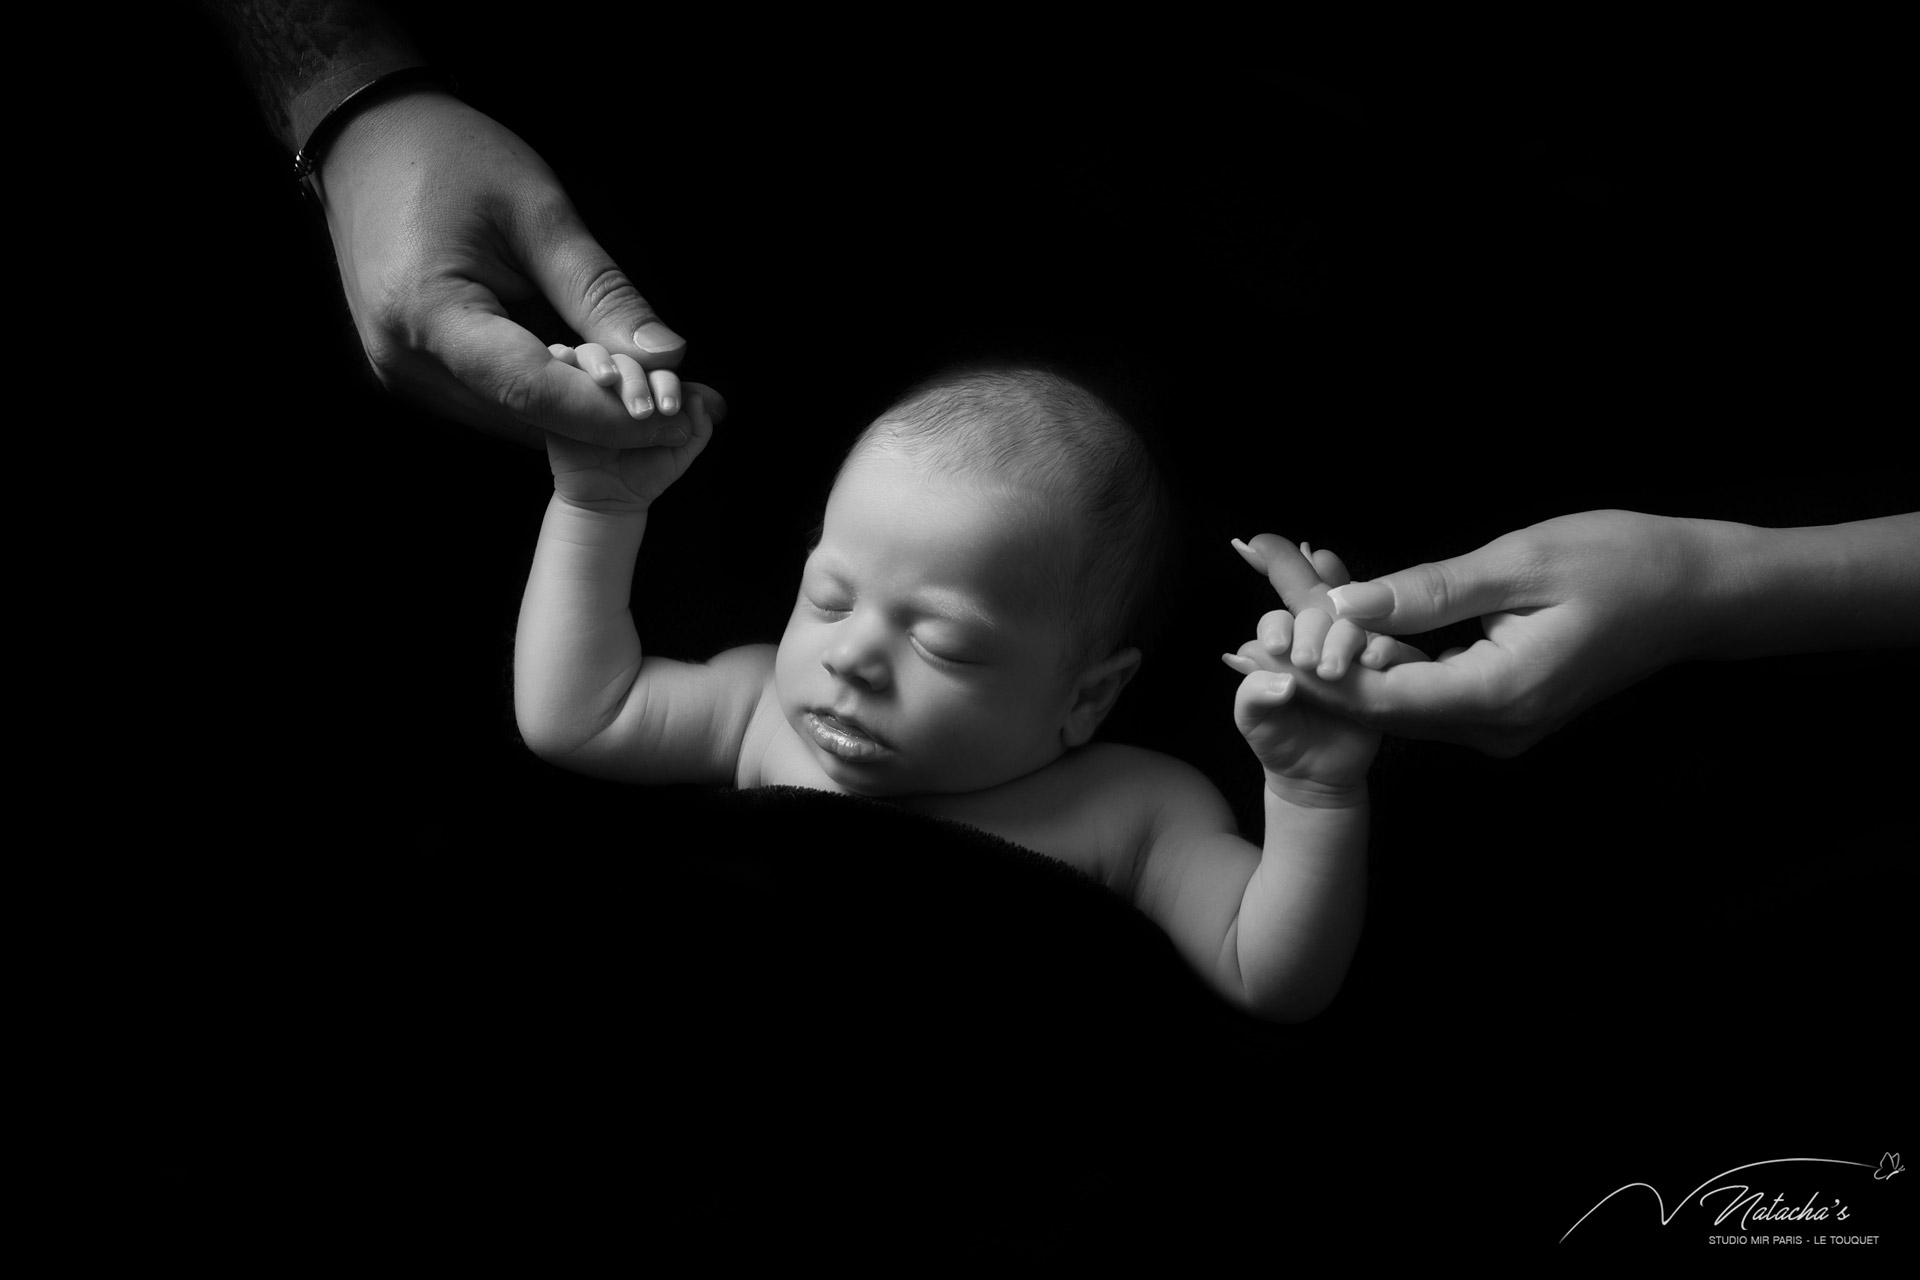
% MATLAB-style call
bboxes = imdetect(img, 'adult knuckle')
[493,361,547,423]
[1402,562,1455,615]
[579,266,651,326]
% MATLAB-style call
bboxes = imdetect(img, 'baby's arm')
[1132,758,1368,1023]
[1130,541,1420,1022]
[514,359,765,783]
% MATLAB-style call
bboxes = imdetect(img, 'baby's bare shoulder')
[1065,742,1237,822]
[950,744,1237,889]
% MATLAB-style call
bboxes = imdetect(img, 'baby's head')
[775,362,1172,797]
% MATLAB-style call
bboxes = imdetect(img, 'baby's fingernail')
[633,321,685,353]
[1318,658,1343,680]
[1263,636,1289,655]
[658,395,678,415]
[629,396,654,417]
[1328,581,1393,619]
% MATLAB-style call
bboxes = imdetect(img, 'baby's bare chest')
[747,710,1148,894]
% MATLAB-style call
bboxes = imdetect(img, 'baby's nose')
[822,632,890,692]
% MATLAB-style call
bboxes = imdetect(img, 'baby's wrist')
[1263,771,1368,811]
[552,489,652,519]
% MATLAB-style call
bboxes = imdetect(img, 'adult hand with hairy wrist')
[312,87,689,449]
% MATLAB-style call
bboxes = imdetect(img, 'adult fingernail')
[1267,673,1292,697]
[1328,581,1393,619]
[633,321,685,353]
[1231,538,1265,569]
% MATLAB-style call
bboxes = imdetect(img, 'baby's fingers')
[1315,617,1368,680]
[649,367,683,416]
[1256,608,1295,658]
[1233,669,1297,737]
[611,352,657,418]
[1290,607,1333,672]
[568,343,622,387]
[681,382,728,427]
[1360,633,1432,670]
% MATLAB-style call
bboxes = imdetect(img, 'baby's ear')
[1062,648,1142,748]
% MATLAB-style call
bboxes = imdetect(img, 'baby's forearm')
[1231,781,1369,1022]
[1691,512,1920,661]
[514,496,650,757]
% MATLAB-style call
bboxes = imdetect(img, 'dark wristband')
[292,66,455,201]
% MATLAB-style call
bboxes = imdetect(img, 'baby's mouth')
[805,710,892,762]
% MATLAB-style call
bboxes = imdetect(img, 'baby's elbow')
[1249,992,1335,1025]
[515,698,590,767]
[1236,974,1344,1025]
[517,719,576,766]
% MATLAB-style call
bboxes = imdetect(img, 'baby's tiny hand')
[1234,537,1426,681]
[543,363,725,512]
[1223,625,1379,797]
[549,341,685,420]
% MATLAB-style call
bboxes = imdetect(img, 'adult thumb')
[524,207,687,368]
[1324,539,1528,635]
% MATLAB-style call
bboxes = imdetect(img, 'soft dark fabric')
[128,778,1345,1262]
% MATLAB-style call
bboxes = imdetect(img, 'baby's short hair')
[845,361,1173,674]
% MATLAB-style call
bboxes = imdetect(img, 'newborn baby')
[516,358,1395,1021]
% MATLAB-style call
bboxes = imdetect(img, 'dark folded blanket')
[137,778,1352,1260]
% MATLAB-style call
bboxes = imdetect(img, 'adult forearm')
[515,497,650,756]
[199,0,424,150]
[1693,513,1920,661]
[1231,784,1369,1023]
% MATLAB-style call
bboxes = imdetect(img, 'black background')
[105,11,1911,1265]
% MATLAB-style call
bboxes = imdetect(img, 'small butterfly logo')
[1874,1152,1904,1181]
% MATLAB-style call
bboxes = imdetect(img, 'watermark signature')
[1561,1153,1903,1244]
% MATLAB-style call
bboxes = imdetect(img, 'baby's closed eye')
[910,633,980,666]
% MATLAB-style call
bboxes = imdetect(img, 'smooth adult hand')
[316,89,687,448]
[1236,512,1718,756]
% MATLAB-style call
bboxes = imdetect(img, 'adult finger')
[1308,546,1352,587]
[521,205,686,369]
[431,303,689,448]
[1288,643,1528,752]
[1239,534,1329,614]
[1323,537,1536,636]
